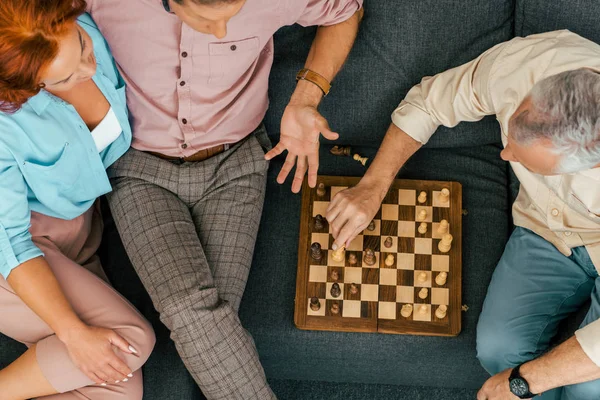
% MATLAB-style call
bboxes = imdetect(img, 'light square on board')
[326,282,344,300]
[311,233,330,250]
[397,221,416,238]
[397,253,415,270]
[327,250,345,267]
[346,234,364,251]
[307,298,326,316]
[398,189,416,206]
[413,271,432,288]
[309,265,327,282]
[381,204,399,221]
[330,186,346,200]
[380,236,398,253]
[344,267,362,284]
[414,238,433,254]
[415,206,433,222]
[431,288,449,305]
[312,201,329,217]
[432,222,451,239]
[413,304,432,322]
[396,286,414,303]
[432,189,451,208]
[363,219,381,236]
[379,302,396,320]
[361,284,379,302]
[362,252,380,269]
[432,255,450,272]
[342,300,361,318]
[379,268,397,285]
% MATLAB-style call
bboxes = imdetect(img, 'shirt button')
[182,118,187,124]
[230,45,237,51]
[181,51,188,58]
[181,143,188,149]
[551,208,560,217]
[564,231,572,237]
[180,81,186,86]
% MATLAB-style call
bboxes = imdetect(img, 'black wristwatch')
[509,363,537,399]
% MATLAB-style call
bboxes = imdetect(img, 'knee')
[476,318,531,375]
[564,379,600,400]
[123,317,156,373]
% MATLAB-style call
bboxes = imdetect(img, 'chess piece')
[316,183,326,197]
[435,305,448,319]
[314,214,325,230]
[353,153,368,166]
[417,272,427,283]
[418,305,428,315]
[439,188,450,204]
[417,209,427,222]
[418,288,429,299]
[384,254,395,267]
[330,302,340,315]
[349,283,359,295]
[400,304,413,318]
[363,248,376,266]
[438,233,453,253]
[310,242,323,261]
[435,272,447,286]
[330,269,340,281]
[348,253,358,265]
[331,246,345,262]
[367,220,376,231]
[418,222,428,234]
[330,145,352,157]
[418,191,427,204]
[437,219,449,234]
[384,236,393,248]
[330,282,341,298]
[310,297,321,311]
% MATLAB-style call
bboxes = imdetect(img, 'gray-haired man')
[326,31,600,399]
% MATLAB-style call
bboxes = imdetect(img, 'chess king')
[85,0,363,398]
[327,32,600,400]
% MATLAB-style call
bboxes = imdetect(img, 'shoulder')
[0,114,26,159]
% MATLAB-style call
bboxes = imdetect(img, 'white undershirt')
[91,107,122,152]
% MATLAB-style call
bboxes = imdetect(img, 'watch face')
[510,378,529,396]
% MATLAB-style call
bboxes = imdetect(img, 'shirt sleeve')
[575,321,600,366]
[391,40,507,144]
[0,134,43,279]
[285,0,363,27]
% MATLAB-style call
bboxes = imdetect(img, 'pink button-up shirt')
[86,0,362,157]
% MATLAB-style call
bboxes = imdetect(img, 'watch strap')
[296,68,331,96]
[509,363,537,399]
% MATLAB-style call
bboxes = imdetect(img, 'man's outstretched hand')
[265,102,338,193]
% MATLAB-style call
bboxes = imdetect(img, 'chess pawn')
[435,305,448,319]
[417,209,428,222]
[367,220,376,231]
[316,183,326,197]
[331,246,345,262]
[353,153,368,166]
[418,191,427,204]
[439,188,450,204]
[384,236,393,248]
[437,219,449,234]
[314,214,325,230]
[310,297,321,311]
[438,233,453,253]
[363,248,376,266]
[435,271,448,286]
[384,254,395,267]
[349,283,359,295]
[417,272,428,283]
[400,304,413,318]
[310,242,323,261]
[330,302,340,315]
[348,253,358,265]
[418,222,428,234]
[330,269,340,281]
[418,288,429,299]
[418,305,429,315]
[330,283,342,298]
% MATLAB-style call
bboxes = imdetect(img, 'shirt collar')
[26,90,52,115]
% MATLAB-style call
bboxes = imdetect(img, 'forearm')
[290,8,364,107]
[7,257,85,341]
[521,336,600,394]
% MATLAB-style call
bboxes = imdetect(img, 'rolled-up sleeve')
[285,0,363,27]
[0,144,42,278]
[392,41,506,144]
[575,321,600,366]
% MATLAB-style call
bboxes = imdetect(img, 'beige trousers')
[0,203,156,399]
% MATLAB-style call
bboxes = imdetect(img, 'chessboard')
[294,176,462,336]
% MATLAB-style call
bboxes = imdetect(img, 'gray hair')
[511,68,600,173]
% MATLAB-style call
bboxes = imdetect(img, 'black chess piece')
[330,282,341,298]
[314,214,325,230]
[367,220,376,231]
[384,236,393,248]
[348,253,358,265]
[310,242,323,261]
[364,248,376,266]
[349,283,359,295]
[330,268,339,281]
[310,297,321,311]
[330,302,340,315]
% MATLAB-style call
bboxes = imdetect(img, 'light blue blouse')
[0,13,132,278]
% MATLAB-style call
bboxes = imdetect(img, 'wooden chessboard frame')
[294,176,463,336]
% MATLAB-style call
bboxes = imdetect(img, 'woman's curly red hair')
[0,0,87,113]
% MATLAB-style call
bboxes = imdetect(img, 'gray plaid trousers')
[106,127,276,400]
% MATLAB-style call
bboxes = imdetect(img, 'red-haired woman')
[0,1,155,399]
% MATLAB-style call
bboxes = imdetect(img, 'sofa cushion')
[265,0,514,150]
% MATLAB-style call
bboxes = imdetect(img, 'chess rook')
[384,236,393,248]
[314,214,325,230]
[418,288,429,299]
[435,271,447,286]
[438,219,449,234]
[330,282,342,298]
[400,304,413,318]
[310,242,323,261]
[330,269,340,281]
[418,222,428,234]
[348,253,358,265]
[440,188,450,204]
[363,248,376,266]
[384,254,395,267]
[435,305,448,319]
[332,246,345,262]
[417,209,427,222]
[418,191,427,204]
[349,283,359,295]
[316,182,326,197]
[438,233,453,253]
[330,302,340,315]
[310,297,321,311]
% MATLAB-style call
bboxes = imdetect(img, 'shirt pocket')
[22,142,80,190]
[208,37,260,88]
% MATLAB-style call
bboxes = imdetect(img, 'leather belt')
[148,142,234,163]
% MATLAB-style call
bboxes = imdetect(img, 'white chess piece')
[418,191,427,204]
[384,254,395,267]
[331,246,345,262]
[438,233,453,253]
[353,153,368,166]
[440,188,450,204]
[437,219,449,234]
[418,272,427,283]
[417,209,427,222]
[435,305,448,319]
[418,222,428,234]
[435,271,448,286]
[418,288,429,299]
[418,305,428,315]
[400,304,413,318]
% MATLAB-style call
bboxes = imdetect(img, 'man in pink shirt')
[85,0,364,398]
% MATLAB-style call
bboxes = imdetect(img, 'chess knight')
[326,31,600,399]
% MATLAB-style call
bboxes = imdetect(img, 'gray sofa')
[2,0,599,398]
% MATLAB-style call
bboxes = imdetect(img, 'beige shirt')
[391,30,600,366]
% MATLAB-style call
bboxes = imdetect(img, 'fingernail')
[115,380,120,383]
[128,345,138,354]
[123,378,128,382]
[101,383,107,386]
[332,244,338,250]
[127,373,133,378]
